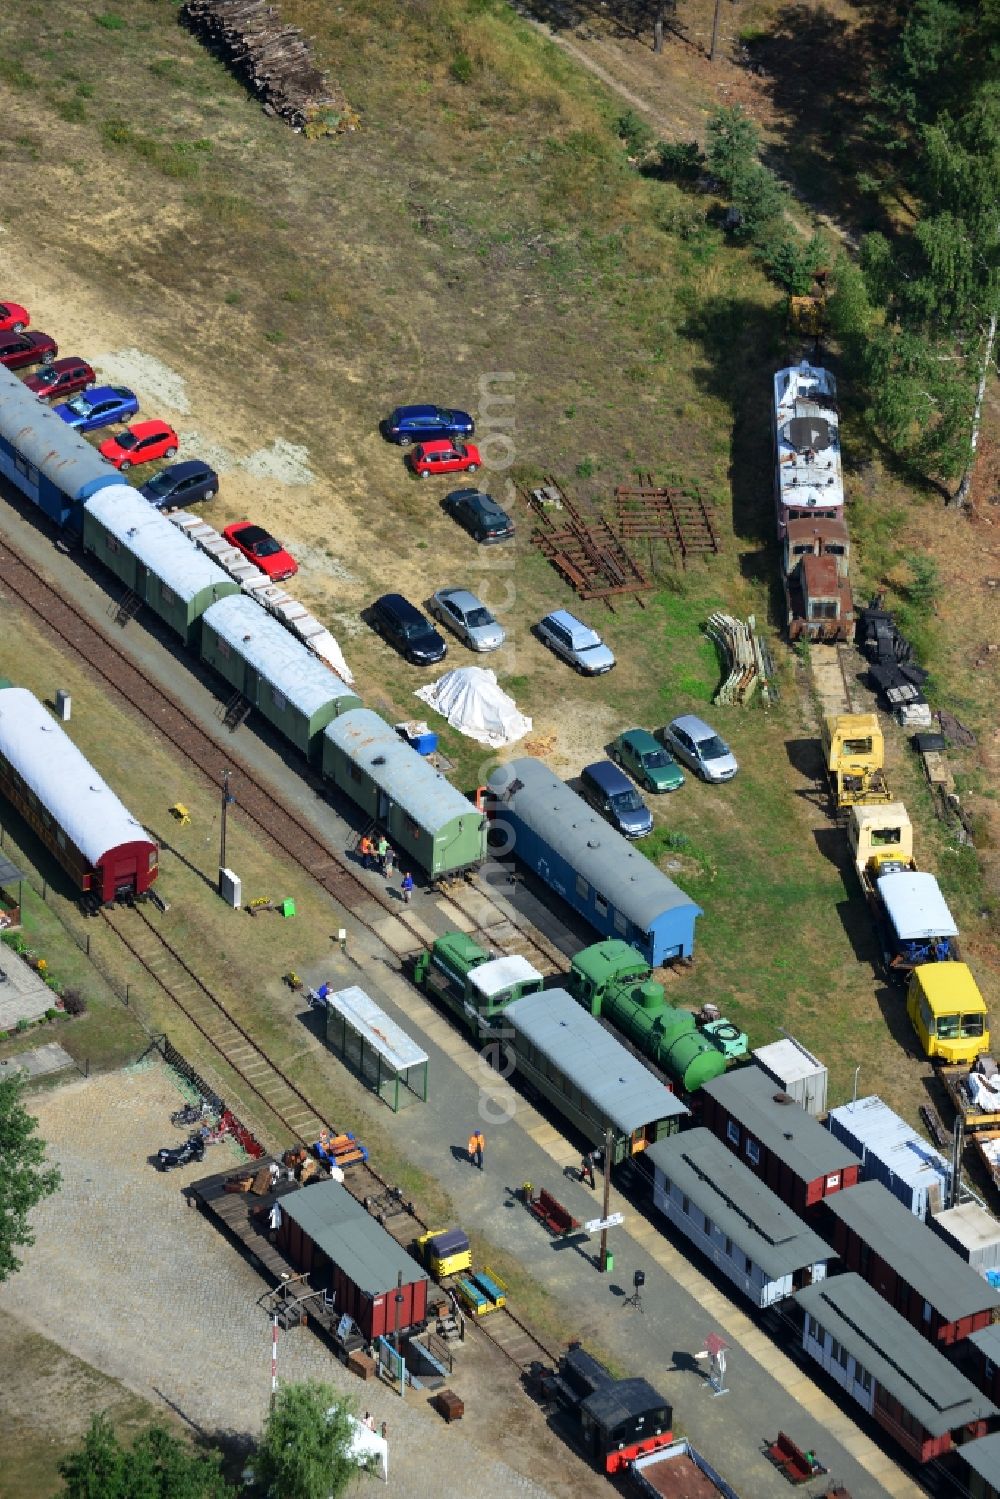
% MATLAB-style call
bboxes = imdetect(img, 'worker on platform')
[400,871,414,904]
[581,1152,596,1189]
[468,1128,485,1170]
[359,834,373,870]
[377,835,389,874]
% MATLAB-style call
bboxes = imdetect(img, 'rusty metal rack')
[614,478,721,567]
[524,478,652,609]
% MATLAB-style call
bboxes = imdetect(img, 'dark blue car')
[55,385,139,433]
[139,460,219,511]
[382,404,474,446]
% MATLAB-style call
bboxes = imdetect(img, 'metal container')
[753,1038,828,1117]
[827,1095,950,1219]
[931,1202,1000,1271]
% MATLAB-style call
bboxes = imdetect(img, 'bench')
[528,1188,580,1236]
[313,1133,368,1170]
[765,1432,819,1485]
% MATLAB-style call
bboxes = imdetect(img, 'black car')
[443,488,515,544]
[139,460,219,511]
[382,404,474,446]
[370,592,447,665]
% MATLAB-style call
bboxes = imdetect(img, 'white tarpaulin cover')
[344,1416,388,1483]
[415,666,531,748]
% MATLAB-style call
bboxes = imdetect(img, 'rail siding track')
[0,537,562,976]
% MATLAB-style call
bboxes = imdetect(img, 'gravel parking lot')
[0,1063,559,1499]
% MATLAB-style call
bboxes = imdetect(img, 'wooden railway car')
[0,364,128,528]
[781,515,854,642]
[0,685,157,904]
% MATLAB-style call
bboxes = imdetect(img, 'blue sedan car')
[55,385,139,433]
[382,404,474,446]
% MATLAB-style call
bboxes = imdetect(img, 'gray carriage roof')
[487,758,700,930]
[876,871,958,941]
[203,594,358,719]
[324,709,478,832]
[279,1180,429,1297]
[960,1434,1000,1488]
[0,688,151,863]
[795,1275,997,1436]
[701,1065,861,1181]
[647,1128,832,1280]
[0,365,127,501]
[504,988,689,1135]
[824,1181,1000,1322]
[86,488,236,604]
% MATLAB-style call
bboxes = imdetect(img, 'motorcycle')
[156,1133,206,1171]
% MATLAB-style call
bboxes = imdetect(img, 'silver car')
[535,608,615,674]
[660,714,738,782]
[430,588,506,652]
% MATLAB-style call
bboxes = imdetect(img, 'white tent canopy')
[415,666,531,748]
[344,1415,388,1483]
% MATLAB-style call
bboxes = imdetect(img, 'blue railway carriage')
[199,594,361,761]
[486,757,701,967]
[83,488,239,646]
[0,364,128,527]
[503,987,689,1163]
[322,708,486,880]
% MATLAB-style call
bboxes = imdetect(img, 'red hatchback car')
[0,301,30,333]
[24,358,96,400]
[98,420,178,471]
[0,330,57,370]
[222,521,298,582]
[409,439,481,478]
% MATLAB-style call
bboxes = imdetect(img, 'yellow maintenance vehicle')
[906,963,989,1068]
[822,712,892,812]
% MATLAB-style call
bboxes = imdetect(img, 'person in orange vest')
[468,1127,485,1170]
[359,834,373,870]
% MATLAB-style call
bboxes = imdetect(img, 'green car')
[611,728,684,793]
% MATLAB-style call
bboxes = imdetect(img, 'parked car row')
[579,716,739,839]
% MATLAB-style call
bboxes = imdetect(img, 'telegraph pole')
[219,768,234,887]
[709,0,722,60]
[598,1126,613,1272]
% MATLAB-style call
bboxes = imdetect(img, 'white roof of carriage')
[202,594,359,719]
[773,362,843,517]
[85,488,237,604]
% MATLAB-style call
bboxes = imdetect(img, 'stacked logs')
[180,0,358,136]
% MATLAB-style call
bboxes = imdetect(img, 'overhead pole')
[598,1125,613,1272]
[710,0,722,60]
[219,768,234,892]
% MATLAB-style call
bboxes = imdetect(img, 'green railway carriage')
[322,709,486,880]
[503,988,689,1163]
[83,487,239,646]
[200,594,361,761]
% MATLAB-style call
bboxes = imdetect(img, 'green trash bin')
[603,1250,614,1273]
[281,898,296,918]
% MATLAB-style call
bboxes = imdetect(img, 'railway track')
[103,903,328,1143]
[0,535,564,979]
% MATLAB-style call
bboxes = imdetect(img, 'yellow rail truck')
[821,712,892,811]
[906,963,990,1068]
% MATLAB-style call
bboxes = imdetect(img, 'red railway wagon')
[276,1180,429,1342]
[0,686,157,904]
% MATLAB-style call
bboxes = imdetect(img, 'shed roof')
[468,954,541,1000]
[86,488,237,604]
[796,1275,996,1436]
[202,595,359,719]
[504,988,688,1135]
[325,986,427,1073]
[876,871,958,941]
[487,758,701,931]
[279,1181,429,1296]
[753,1038,825,1087]
[702,1065,860,1181]
[324,709,478,833]
[826,1096,950,1198]
[959,1433,1000,1487]
[824,1181,1000,1321]
[969,1325,1000,1365]
[0,365,128,502]
[0,688,151,864]
[647,1128,832,1279]
[934,1202,1000,1257]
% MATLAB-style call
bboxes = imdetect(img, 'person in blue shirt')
[400,871,414,903]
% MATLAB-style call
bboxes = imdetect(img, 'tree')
[0,1071,60,1283]
[254,1381,356,1499]
[59,1414,233,1499]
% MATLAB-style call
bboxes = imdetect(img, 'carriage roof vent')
[587,838,601,849]
[774,1091,795,1104]
[372,754,386,766]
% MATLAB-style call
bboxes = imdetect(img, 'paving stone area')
[0,1064,557,1499]
[0,947,57,1030]
[0,1040,74,1082]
